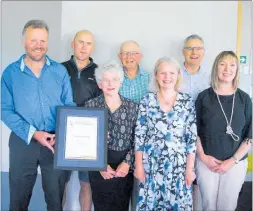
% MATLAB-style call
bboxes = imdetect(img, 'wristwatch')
[232,155,239,164]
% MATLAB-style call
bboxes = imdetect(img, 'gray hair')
[149,57,182,92]
[22,20,49,36]
[119,40,142,53]
[183,34,204,47]
[95,60,124,84]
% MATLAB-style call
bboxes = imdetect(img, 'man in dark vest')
[62,30,101,211]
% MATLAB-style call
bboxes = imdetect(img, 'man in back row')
[118,40,150,104]
[62,30,101,211]
[179,34,210,211]
[118,40,150,211]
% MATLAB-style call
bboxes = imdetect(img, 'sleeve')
[124,103,138,167]
[195,93,203,136]
[185,99,197,154]
[61,68,76,107]
[1,71,35,144]
[134,96,149,152]
[242,94,252,140]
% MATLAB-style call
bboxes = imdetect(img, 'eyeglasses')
[120,51,140,57]
[102,78,120,84]
[183,46,204,51]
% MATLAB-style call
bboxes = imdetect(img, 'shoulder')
[2,60,20,75]
[61,59,71,68]
[2,57,23,80]
[139,67,150,77]
[47,57,68,75]
[122,96,138,108]
[196,87,212,100]
[178,92,195,108]
[92,62,98,69]
[139,92,155,105]
[85,95,103,107]
[89,57,98,70]
[178,92,192,101]
[236,88,252,103]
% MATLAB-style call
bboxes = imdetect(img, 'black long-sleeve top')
[195,87,252,161]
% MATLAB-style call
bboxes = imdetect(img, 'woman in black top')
[85,60,138,211]
[195,51,252,211]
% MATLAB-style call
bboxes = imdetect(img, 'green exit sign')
[240,56,247,64]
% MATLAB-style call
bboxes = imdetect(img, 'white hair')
[95,60,124,84]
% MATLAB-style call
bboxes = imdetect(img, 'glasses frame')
[183,46,205,51]
[119,51,141,57]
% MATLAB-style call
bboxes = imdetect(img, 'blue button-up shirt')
[119,66,150,103]
[1,55,75,144]
[179,65,211,101]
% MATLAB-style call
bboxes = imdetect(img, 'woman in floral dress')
[134,57,197,211]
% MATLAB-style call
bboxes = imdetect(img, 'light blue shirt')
[119,66,150,103]
[1,55,75,144]
[179,65,211,101]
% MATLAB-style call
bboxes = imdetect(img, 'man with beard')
[1,19,74,210]
[62,30,101,211]
[118,40,150,211]
[179,34,210,210]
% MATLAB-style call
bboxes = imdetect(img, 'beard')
[25,47,48,62]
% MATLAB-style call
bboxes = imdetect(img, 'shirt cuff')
[124,153,130,164]
[27,125,36,145]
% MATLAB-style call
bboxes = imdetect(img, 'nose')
[107,80,113,86]
[34,41,43,48]
[81,44,87,49]
[126,53,132,58]
[223,64,229,71]
[192,48,198,53]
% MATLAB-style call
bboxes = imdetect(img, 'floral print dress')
[135,92,197,211]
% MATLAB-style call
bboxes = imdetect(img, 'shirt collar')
[100,94,128,109]
[183,63,202,76]
[70,55,93,71]
[124,65,144,78]
[20,54,51,72]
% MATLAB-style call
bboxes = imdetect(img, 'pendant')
[226,125,233,135]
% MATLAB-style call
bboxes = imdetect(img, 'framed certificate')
[54,106,108,171]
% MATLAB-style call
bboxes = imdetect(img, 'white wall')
[61,1,238,72]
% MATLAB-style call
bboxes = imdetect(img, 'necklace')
[216,91,239,141]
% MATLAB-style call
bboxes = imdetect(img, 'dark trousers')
[89,149,133,211]
[9,132,67,211]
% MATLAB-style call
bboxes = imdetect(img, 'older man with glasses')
[118,40,150,211]
[179,34,211,211]
[118,40,150,104]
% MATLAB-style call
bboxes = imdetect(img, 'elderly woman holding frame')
[85,60,138,211]
[195,51,252,211]
[134,57,197,210]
